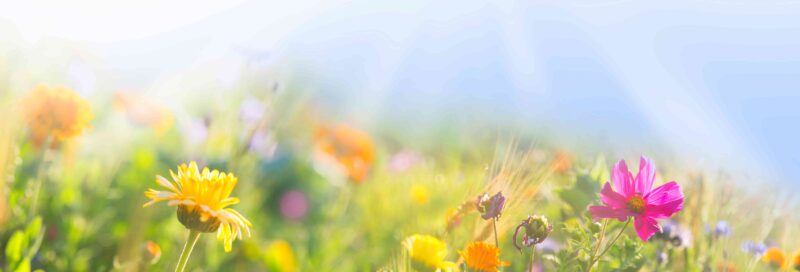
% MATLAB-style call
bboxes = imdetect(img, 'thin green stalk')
[529,247,536,272]
[492,219,499,248]
[588,218,630,272]
[589,219,609,264]
[29,136,52,217]
[175,230,202,272]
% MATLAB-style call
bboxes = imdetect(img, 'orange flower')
[22,85,92,146]
[143,241,161,264]
[551,150,573,174]
[792,250,800,271]
[763,247,786,269]
[459,242,509,272]
[313,124,374,183]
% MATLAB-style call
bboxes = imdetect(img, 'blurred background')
[4,0,799,189]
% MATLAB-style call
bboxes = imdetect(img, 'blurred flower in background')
[312,124,374,184]
[239,96,267,126]
[742,240,768,257]
[113,91,174,135]
[550,150,573,174]
[265,240,297,272]
[388,150,422,173]
[410,184,429,205]
[403,234,456,272]
[248,129,278,160]
[22,85,92,146]
[142,241,161,265]
[713,220,731,238]
[279,190,308,221]
[762,247,786,269]
[181,117,209,146]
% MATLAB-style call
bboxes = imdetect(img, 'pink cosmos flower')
[588,156,684,241]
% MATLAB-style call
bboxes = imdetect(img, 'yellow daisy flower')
[763,247,786,269]
[403,235,457,272]
[143,161,252,252]
[22,85,92,146]
[792,250,800,271]
[459,242,509,272]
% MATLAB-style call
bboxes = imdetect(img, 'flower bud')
[588,221,602,234]
[513,215,553,252]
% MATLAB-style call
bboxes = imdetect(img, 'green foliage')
[5,217,44,272]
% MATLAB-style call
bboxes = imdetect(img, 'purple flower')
[388,151,422,172]
[741,240,767,257]
[240,96,266,125]
[248,129,277,160]
[182,117,208,145]
[279,190,308,221]
[476,192,506,220]
[714,221,731,237]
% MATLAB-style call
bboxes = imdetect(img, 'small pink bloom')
[588,156,684,241]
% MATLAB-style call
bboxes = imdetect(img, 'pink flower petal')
[635,156,656,194]
[645,181,683,206]
[645,198,684,219]
[599,182,627,209]
[588,205,629,221]
[612,159,635,197]
[633,215,661,241]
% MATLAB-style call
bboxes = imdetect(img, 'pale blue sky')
[3,0,800,188]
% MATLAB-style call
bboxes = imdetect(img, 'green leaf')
[25,217,42,239]
[5,231,27,264]
[12,258,29,272]
[589,156,609,185]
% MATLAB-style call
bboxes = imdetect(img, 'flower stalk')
[175,230,201,272]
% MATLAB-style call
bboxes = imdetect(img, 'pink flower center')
[627,195,645,214]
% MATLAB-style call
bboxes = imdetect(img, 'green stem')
[175,230,202,272]
[589,219,609,266]
[492,219,499,248]
[594,218,631,267]
[529,247,536,272]
[29,136,52,217]
[588,218,630,272]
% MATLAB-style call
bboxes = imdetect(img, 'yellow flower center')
[627,195,645,214]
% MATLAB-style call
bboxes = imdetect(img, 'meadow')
[0,48,798,272]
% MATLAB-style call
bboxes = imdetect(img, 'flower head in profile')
[762,247,786,269]
[22,85,92,146]
[588,156,684,241]
[459,242,509,272]
[475,192,505,220]
[143,161,252,252]
[313,124,374,183]
[512,215,553,252]
[403,234,456,272]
